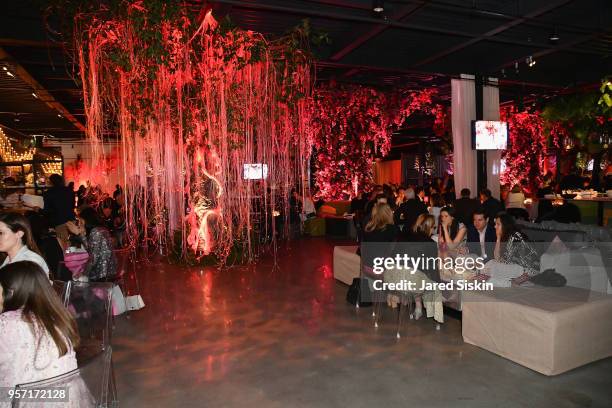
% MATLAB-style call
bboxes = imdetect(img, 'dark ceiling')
[0,0,610,142]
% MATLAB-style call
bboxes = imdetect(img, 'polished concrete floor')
[113,237,612,408]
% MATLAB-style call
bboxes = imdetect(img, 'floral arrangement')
[311,83,448,199]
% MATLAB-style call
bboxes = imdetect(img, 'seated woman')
[0,261,79,389]
[438,206,467,257]
[361,203,398,275]
[494,212,540,277]
[399,213,439,282]
[66,207,117,282]
[0,213,50,277]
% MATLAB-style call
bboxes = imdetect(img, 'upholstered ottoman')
[304,217,326,236]
[333,246,360,285]
[462,286,612,375]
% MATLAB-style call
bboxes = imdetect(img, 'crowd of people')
[352,181,541,287]
[0,174,127,392]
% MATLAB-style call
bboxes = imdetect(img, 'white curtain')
[484,83,501,200]
[452,77,477,198]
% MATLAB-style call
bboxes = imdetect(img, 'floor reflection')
[112,237,612,408]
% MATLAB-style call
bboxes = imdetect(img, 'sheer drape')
[484,84,501,200]
[451,78,477,198]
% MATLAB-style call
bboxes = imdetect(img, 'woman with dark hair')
[0,261,79,388]
[0,213,49,276]
[66,206,117,282]
[438,206,467,257]
[494,212,539,276]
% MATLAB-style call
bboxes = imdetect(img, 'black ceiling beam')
[399,0,599,36]
[412,0,575,67]
[0,38,62,48]
[493,32,605,74]
[329,2,426,63]
[213,0,602,57]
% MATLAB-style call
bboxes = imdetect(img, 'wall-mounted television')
[471,120,508,150]
[243,163,268,180]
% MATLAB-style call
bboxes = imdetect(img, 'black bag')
[529,269,567,287]
[346,278,372,307]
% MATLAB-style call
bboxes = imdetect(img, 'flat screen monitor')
[243,163,268,180]
[472,120,508,150]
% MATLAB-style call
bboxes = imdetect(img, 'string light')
[0,128,35,162]
[0,128,62,175]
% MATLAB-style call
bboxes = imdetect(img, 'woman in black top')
[361,202,398,270]
[399,213,440,282]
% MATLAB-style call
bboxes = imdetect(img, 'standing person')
[42,174,75,250]
[0,261,79,390]
[66,207,117,282]
[394,188,428,231]
[453,188,479,227]
[479,188,504,225]
[0,213,49,276]
[467,209,496,260]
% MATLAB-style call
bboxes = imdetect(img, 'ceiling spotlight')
[6,71,14,77]
[32,92,38,99]
[372,0,384,13]
[549,28,560,42]
[2,67,7,71]
[526,56,536,67]
[57,114,63,118]
[514,61,519,74]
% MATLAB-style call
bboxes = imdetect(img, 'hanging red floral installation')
[311,83,448,199]
[68,2,314,261]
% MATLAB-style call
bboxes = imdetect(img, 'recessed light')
[372,0,384,13]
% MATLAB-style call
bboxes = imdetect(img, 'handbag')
[111,284,127,316]
[346,278,372,307]
[126,294,145,311]
[63,251,90,278]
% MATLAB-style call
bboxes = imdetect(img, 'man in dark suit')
[467,208,496,260]
[394,187,427,231]
[479,188,503,225]
[454,188,479,227]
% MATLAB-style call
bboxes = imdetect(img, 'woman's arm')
[444,225,467,250]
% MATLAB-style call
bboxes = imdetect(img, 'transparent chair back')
[12,347,114,408]
[65,281,113,362]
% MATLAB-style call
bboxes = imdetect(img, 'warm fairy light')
[0,128,62,175]
[0,128,35,162]
[42,162,62,175]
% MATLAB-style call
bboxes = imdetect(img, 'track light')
[372,0,384,13]
[526,56,536,67]
[549,28,560,42]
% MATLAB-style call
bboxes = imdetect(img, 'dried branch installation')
[55,1,314,262]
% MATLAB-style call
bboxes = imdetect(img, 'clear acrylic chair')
[52,280,69,307]
[382,267,419,338]
[65,281,114,363]
[12,347,116,408]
